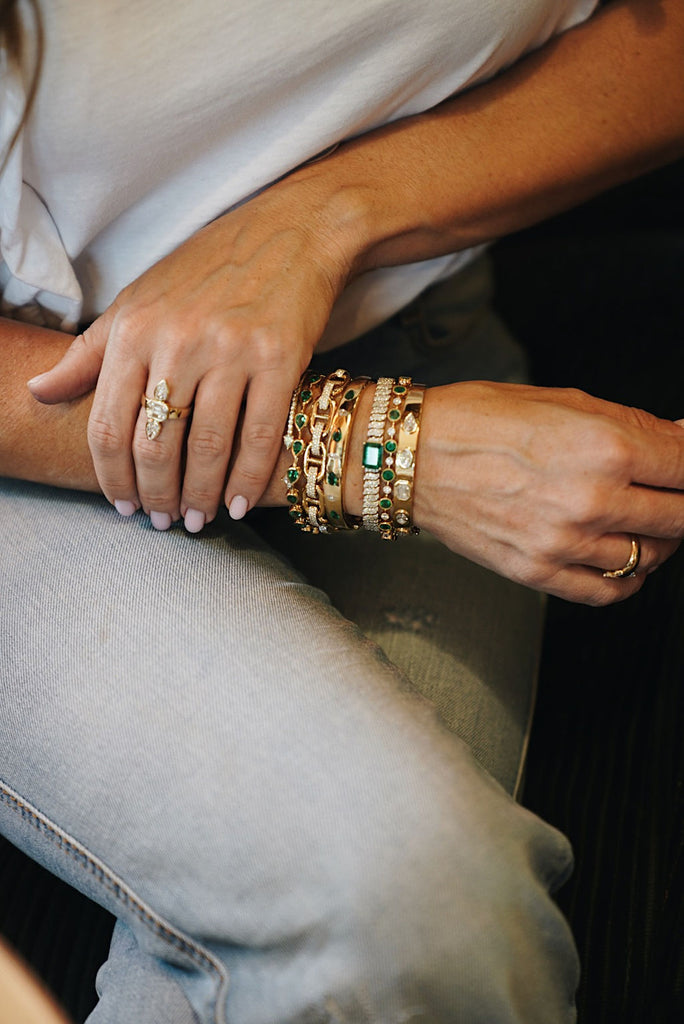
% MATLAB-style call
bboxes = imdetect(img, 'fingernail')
[150,511,172,531]
[184,508,206,534]
[114,499,138,517]
[229,495,249,521]
[27,373,48,387]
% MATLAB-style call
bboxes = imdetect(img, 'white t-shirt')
[0,0,598,343]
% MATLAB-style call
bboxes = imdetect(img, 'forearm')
[294,0,684,275]
[0,318,98,489]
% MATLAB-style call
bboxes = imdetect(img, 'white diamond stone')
[283,434,293,450]
[396,449,414,470]
[395,480,411,502]
[145,419,161,441]
[153,380,169,402]
[146,400,168,421]
[403,412,418,434]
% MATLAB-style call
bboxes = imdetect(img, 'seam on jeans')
[0,780,229,1024]
[513,594,546,803]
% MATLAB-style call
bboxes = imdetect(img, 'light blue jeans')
[0,260,579,1023]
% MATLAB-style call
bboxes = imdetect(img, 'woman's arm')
[7,315,684,607]
[303,0,684,277]
[31,0,684,528]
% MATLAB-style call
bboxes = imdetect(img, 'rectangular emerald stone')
[362,442,383,470]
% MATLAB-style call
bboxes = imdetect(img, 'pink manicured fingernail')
[229,495,249,521]
[184,508,206,533]
[114,499,138,517]
[150,511,172,531]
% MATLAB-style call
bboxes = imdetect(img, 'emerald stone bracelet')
[285,369,424,539]
[361,377,394,532]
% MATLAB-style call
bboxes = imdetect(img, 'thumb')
[27,315,111,404]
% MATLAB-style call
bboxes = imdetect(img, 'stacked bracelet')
[361,377,394,532]
[285,368,424,539]
[388,383,425,537]
[323,377,372,530]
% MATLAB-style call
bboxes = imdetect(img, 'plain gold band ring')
[602,535,641,579]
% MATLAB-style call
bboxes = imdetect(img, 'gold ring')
[141,379,192,440]
[602,535,641,579]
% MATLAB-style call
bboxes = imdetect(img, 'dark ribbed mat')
[524,551,684,1023]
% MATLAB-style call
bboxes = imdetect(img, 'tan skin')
[5,0,684,605]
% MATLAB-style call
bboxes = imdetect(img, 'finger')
[545,563,645,606]
[27,311,114,403]
[132,374,195,527]
[540,388,684,488]
[605,484,684,540]
[224,372,294,519]
[629,430,684,489]
[180,371,245,532]
[577,533,678,578]
[87,355,149,511]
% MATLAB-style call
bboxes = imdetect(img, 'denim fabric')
[0,260,579,1022]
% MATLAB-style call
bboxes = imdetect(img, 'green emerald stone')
[393,385,407,394]
[344,389,355,401]
[385,440,397,453]
[362,442,383,470]
[380,498,392,510]
[308,374,322,383]
[295,413,307,429]
[327,471,339,486]
[287,468,300,483]
[300,389,312,403]
[382,469,395,482]
[379,522,393,532]
[289,508,300,517]
[388,409,401,421]
[286,492,298,504]
[332,429,342,442]
[329,510,341,521]
[292,440,304,454]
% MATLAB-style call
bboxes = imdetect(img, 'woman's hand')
[414,382,684,605]
[27,175,354,530]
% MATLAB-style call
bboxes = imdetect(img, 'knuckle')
[522,561,553,592]
[111,304,150,343]
[592,427,632,475]
[250,326,288,369]
[242,419,281,455]
[133,433,176,468]
[187,427,230,462]
[183,483,220,508]
[140,490,174,510]
[569,483,605,526]
[87,416,127,457]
